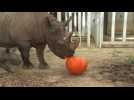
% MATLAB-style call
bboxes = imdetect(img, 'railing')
[49,12,99,48]
[110,12,128,42]
[102,12,133,48]
[49,12,134,48]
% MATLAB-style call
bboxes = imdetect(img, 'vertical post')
[87,12,91,48]
[65,12,68,32]
[82,12,86,35]
[85,12,88,36]
[99,12,104,48]
[78,12,82,46]
[66,12,71,32]
[111,12,116,42]
[57,12,61,22]
[72,12,75,35]
[69,12,72,33]
[123,12,128,42]
[96,13,100,47]
[65,12,68,21]
[74,12,77,32]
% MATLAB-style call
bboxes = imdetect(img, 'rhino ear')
[69,39,80,50]
[64,16,72,27]
[47,15,57,27]
[64,14,74,27]
[47,15,58,33]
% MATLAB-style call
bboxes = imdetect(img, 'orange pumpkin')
[65,56,88,75]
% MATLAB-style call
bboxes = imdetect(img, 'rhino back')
[0,12,14,46]
[0,12,49,46]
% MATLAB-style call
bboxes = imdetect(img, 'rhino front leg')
[0,63,14,73]
[19,47,33,69]
[36,45,49,69]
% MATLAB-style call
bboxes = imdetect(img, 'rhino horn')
[47,15,57,26]
[69,38,80,50]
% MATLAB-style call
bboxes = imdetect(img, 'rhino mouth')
[47,40,74,59]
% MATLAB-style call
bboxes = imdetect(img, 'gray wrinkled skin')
[0,48,21,72]
[0,12,79,70]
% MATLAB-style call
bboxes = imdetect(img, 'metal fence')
[49,12,134,48]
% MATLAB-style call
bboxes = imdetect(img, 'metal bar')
[74,12,77,32]
[111,12,116,42]
[69,12,72,32]
[99,12,104,48]
[65,12,68,32]
[57,12,61,22]
[87,12,91,48]
[82,12,86,35]
[102,41,134,48]
[96,13,100,47]
[123,12,128,42]
[78,12,82,46]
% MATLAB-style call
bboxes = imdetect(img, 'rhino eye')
[57,40,64,45]
[48,28,55,33]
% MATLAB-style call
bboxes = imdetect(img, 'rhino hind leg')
[19,46,33,69]
[36,45,49,69]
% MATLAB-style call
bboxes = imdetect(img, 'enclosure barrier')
[111,12,128,42]
[49,12,93,48]
[101,12,134,48]
[48,12,134,48]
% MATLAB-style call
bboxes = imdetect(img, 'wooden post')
[87,12,91,48]
[123,12,128,42]
[78,12,82,46]
[111,12,116,42]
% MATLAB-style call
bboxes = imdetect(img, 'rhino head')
[46,14,79,59]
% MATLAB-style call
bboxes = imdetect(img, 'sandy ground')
[0,47,134,87]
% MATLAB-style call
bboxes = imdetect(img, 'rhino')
[0,12,79,69]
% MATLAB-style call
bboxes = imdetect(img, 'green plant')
[127,56,134,64]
